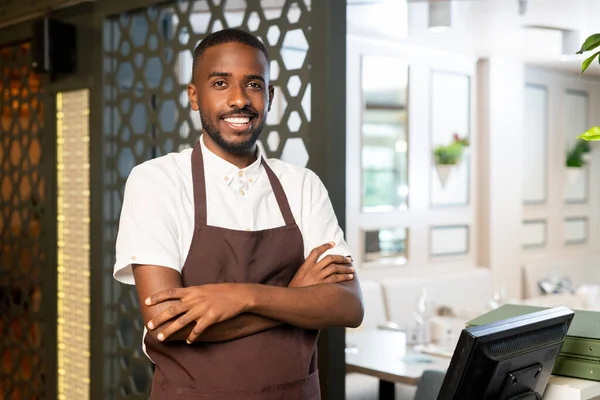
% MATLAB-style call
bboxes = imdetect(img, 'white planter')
[564,166,588,203]
[566,167,584,185]
[435,164,454,188]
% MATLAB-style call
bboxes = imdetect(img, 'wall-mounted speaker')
[32,18,77,76]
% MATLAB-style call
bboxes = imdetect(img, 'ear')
[268,85,274,112]
[188,83,199,111]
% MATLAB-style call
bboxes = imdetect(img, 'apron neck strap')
[261,157,295,226]
[192,140,208,227]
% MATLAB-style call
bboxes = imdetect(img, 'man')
[114,28,363,399]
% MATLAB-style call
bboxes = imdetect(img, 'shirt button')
[248,178,253,183]
[239,189,245,195]
[238,171,243,177]
[224,176,229,181]
[131,256,136,261]
[245,228,251,231]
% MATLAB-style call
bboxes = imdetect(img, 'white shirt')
[113,136,351,284]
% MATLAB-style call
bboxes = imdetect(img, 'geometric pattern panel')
[0,42,48,400]
[56,89,90,400]
[102,0,312,398]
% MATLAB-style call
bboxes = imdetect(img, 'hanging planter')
[435,163,454,188]
[564,139,591,186]
[566,167,584,185]
[433,133,469,188]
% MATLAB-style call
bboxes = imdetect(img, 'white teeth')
[224,117,250,124]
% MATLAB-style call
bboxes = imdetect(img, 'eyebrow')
[208,72,231,79]
[246,74,265,83]
[207,72,265,83]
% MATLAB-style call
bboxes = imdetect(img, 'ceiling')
[347,0,600,77]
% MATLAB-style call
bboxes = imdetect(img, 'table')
[345,329,600,400]
[345,329,449,399]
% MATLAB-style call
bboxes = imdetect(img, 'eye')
[213,80,227,87]
[248,82,262,89]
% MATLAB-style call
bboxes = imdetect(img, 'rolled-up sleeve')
[113,166,181,285]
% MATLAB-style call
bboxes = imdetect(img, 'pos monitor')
[437,306,574,400]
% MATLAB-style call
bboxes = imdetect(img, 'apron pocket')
[175,369,320,400]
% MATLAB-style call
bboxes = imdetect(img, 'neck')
[202,134,258,169]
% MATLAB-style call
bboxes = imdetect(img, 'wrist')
[242,283,259,313]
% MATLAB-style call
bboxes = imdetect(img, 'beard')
[200,110,265,155]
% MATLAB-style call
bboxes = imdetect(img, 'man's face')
[188,42,273,154]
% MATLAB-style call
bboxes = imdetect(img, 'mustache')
[220,108,258,118]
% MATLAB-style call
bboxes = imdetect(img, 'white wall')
[476,59,525,300]
[346,34,480,282]
[346,37,600,298]
[520,67,600,267]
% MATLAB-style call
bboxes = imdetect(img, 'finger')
[307,242,335,263]
[145,287,185,306]
[321,264,355,279]
[156,311,194,341]
[147,303,188,331]
[318,255,352,269]
[186,318,213,344]
[325,273,354,284]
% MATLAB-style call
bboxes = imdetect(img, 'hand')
[145,283,248,343]
[289,242,354,288]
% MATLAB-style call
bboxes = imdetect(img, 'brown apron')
[144,141,320,399]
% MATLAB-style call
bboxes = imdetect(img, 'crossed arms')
[133,242,364,344]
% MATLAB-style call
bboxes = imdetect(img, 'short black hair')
[192,28,269,82]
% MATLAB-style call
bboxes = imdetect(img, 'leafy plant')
[577,34,600,141]
[578,126,600,141]
[578,34,600,75]
[566,140,591,168]
[433,134,470,165]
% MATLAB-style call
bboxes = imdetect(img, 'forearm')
[246,281,364,329]
[196,313,282,342]
[155,312,282,343]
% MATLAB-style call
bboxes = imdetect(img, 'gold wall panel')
[56,89,90,400]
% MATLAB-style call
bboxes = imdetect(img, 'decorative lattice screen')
[102,0,312,397]
[0,42,49,400]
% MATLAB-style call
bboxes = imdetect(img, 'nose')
[228,84,251,109]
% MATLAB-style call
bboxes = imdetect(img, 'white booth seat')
[381,268,495,326]
[357,279,390,330]
[522,255,600,299]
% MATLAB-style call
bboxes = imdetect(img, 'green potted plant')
[565,140,592,184]
[577,33,600,141]
[433,133,470,187]
[566,140,591,168]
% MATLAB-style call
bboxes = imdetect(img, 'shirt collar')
[199,135,264,187]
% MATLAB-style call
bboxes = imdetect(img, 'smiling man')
[113,28,363,400]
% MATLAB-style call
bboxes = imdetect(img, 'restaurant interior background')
[343,0,600,398]
[1,0,600,399]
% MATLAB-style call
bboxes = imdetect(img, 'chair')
[413,370,446,400]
